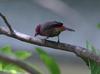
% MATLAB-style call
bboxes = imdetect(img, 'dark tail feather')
[66,28,75,32]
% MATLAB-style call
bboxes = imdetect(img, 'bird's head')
[34,24,41,37]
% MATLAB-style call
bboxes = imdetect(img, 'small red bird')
[35,21,75,43]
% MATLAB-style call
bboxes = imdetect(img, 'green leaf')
[36,48,61,74]
[91,45,96,53]
[0,46,32,74]
[89,60,100,74]
[85,41,100,74]
[96,23,100,29]
[0,46,13,55]
[86,40,89,49]
[15,50,32,60]
[3,64,26,74]
[86,41,96,53]
[0,62,3,71]
[0,46,15,70]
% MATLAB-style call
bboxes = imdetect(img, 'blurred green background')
[0,0,100,74]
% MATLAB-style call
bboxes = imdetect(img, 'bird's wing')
[42,21,63,31]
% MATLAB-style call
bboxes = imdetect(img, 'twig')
[0,12,14,35]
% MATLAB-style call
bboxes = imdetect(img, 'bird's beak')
[65,27,75,32]
[34,33,38,37]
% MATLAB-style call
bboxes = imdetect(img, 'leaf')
[0,62,3,71]
[89,60,100,74]
[91,45,96,53]
[96,23,100,29]
[15,50,32,60]
[0,46,13,55]
[0,46,32,74]
[86,41,96,53]
[85,41,100,74]
[3,64,26,74]
[86,40,89,49]
[36,48,61,74]
[0,46,15,70]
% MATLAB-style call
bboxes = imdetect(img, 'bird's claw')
[57,40,60,44]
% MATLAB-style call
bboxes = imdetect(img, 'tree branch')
[0,26,100,64]
[0,12,14,35]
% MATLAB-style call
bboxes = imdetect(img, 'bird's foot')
[57,40,60,44]
[43,38,48,44]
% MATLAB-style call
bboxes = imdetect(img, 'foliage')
[96,23,100,29]
[85,41,100,74]
[36,47,61,74]
[0,46,60,74]
[0,45,32,74]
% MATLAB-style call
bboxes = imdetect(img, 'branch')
[0,27,100,64]
[0,53,40,74]
[0,13,100,68]
[0,13,14,35]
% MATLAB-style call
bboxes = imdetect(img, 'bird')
[34,21,75,43]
